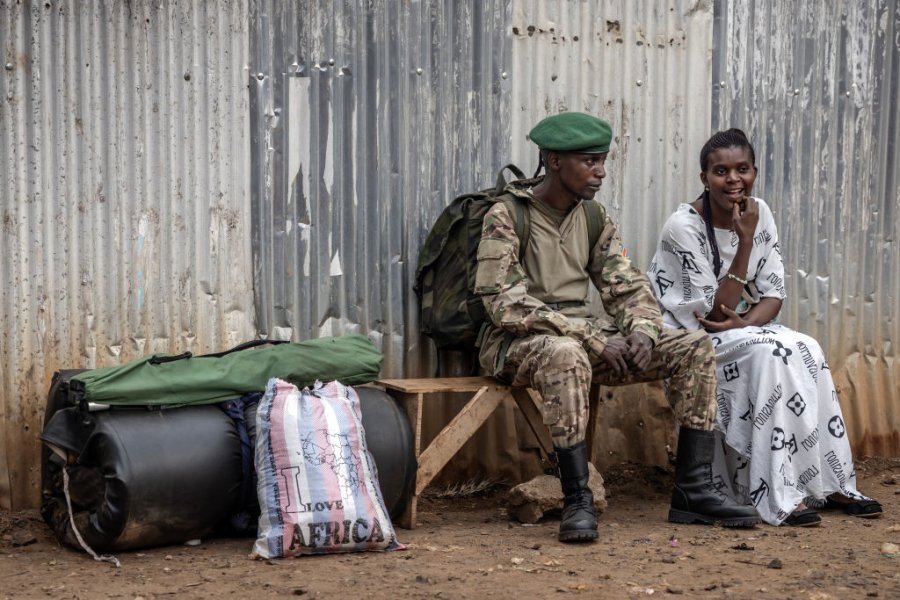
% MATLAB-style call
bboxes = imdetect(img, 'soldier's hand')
[599,337,630,377]
[625,331,653,371]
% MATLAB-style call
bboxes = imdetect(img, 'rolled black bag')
[42,404,244,552]
[41,372,415,553]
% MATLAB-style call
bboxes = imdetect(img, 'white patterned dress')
[647,200,867,525]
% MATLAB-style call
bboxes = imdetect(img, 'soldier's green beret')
[528,112,612,153]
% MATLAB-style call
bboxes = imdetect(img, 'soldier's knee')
[678,330,715,362]
[545,337,590,371]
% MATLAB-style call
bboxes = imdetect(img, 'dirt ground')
[2,458,900,600]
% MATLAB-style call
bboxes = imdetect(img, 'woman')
[647,128,882,526]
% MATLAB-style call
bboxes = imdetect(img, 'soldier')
[474,112,759,543]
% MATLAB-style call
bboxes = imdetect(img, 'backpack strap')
[581,200,603,251]
[501,195,531,261]
[494,164,527,194]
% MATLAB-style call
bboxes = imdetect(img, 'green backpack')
[415,164,603,352]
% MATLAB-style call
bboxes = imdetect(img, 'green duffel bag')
[68,335,383,407]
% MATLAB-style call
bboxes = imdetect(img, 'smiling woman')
[647,129,883,527]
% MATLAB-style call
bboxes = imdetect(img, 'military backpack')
[414,164,603,353]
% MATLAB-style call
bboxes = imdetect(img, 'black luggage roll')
[42,405,245,552]
[356,386,417,519]
[41,373,416,553]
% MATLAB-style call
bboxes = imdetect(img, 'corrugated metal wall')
[246,0,717,484]
[246,0,532,487]
[510,0,713,268]
[247,0,512,378]
[713,0,900,457]
[2,0,897,509]
[0,0,254,509]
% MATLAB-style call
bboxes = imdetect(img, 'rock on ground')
[507,462,608,524]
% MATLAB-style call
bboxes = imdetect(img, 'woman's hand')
[696,304,748,332]
[733,196,760,245]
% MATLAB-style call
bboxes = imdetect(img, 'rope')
[62,466,121,568]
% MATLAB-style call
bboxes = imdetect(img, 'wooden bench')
[375,376,553,529]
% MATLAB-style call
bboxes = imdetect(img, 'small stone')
[767,559,783,569]
[880,542,900,556]
[11,531,36,547]
[666,587,683,595]
[731,543,753,551]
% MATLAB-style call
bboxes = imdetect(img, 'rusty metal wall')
[510,0,713,269]
[246,0,715,482]
[3,0,897,509]
[713,0,900,457]
[0,0,254,509]
[247,0,512,379]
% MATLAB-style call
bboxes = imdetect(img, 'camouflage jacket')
[474,186,662,370]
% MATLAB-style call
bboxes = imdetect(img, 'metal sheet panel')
[248,0,512,378]
[0,0,253,509]
[713,0,900,457]
[510,0,713,270]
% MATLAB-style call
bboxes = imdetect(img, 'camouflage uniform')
[475,187,716,448]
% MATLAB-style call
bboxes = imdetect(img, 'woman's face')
[700,146,757,215]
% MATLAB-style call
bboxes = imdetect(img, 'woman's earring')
[704,186,709,191]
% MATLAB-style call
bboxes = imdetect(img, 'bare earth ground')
[2,458,900,600]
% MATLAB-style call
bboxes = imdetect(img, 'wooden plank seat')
[375,376,553,529]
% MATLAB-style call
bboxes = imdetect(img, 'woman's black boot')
[668,427,760,527]
[554,442,599,543]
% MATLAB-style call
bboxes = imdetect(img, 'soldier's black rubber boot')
[555,442,599,543]
[668,427,760,528]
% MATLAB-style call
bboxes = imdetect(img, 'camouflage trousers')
[496,328,717,448]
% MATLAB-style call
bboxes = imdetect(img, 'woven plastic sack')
[252,379,402,558]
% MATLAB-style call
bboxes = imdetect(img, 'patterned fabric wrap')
[252,379,402,557]
[648,200,869,525]
[708,324,868,525]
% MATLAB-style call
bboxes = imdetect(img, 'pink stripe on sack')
[267,379,303,553]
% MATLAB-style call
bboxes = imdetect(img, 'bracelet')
[726,272,748,285]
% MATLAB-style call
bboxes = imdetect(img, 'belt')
[544,300,585,311]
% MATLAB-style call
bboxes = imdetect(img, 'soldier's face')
[700,146,757,215]
[555,152,608,200]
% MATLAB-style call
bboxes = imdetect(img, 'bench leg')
[413,386,507,496]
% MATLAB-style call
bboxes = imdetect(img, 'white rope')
[62,466,121,568]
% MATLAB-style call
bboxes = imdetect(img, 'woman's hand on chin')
[695,305,748,332]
